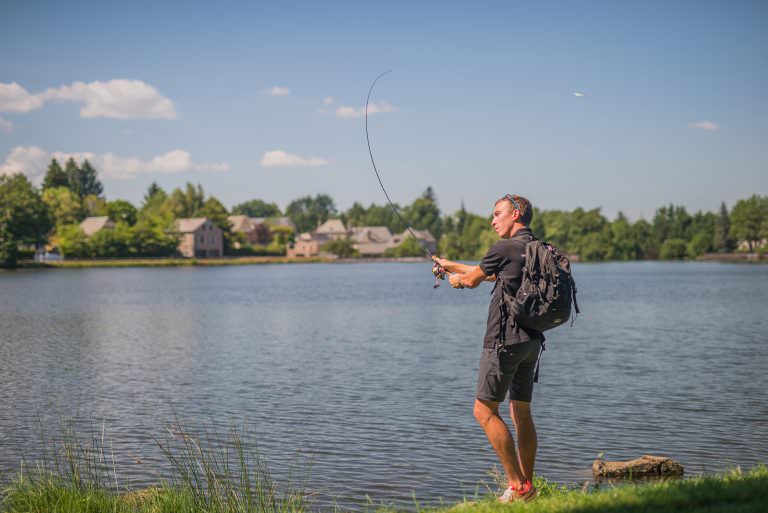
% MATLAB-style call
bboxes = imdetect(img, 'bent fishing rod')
[364,70,447,287]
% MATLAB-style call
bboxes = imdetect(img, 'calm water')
[1,262,767,509]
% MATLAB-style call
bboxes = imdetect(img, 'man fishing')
[432,194,541,502]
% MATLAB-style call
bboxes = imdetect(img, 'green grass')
[1,415,310,513]
[1,416,765,513]
[30,256,332,268]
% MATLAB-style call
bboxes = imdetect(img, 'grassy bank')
[22,256,332,268]
[1,417,765,512]
[3,466,766,513]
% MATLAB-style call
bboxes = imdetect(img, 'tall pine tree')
[713,201,733,252]
[65,158,103,199]
[42,158,68,190]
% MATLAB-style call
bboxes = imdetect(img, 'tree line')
[1,158,767,267]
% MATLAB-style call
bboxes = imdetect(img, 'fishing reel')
[432,262,447,288]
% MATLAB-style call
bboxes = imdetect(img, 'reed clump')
[1,415,310,513]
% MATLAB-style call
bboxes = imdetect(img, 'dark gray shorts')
[476,339,542,403]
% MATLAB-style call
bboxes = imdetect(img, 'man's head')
[492,194,533,238]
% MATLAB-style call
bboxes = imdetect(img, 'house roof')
[267,217,296,229]
[316,218,347,235]
[407,229,436,243]
[79,216,114,236]
[349,226,392,244]
[228,215,253,233]
[391,229,436,245]
[247,216,296,230]
[176,217,209,233]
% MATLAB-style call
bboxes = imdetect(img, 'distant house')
[287,218,347,258]
[349,226,393,257]
[176,217,223,258]
[228,215,271,245]
[264,216,296,231]
[737,238,767,252]
[79,216,115,236]
[389,229,437,254]
[315,219,347,240]
[228,215,297,247]
[287,222,437,258]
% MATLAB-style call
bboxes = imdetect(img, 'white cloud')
[0,115,12,133]
[687,120,719,131]
[323,96,335,105]
[260,150,328,168]
[43,80,176,119]
[0,82,45,113]
[335,101,397,119]
[0,146,50,182]
[0,146,228,181]
[264,86,290,97]
[0,79,176,120]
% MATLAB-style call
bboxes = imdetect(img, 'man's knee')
[510,400,534,423]
[474,399,499,426]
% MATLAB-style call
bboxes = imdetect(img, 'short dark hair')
[496,194,533,225]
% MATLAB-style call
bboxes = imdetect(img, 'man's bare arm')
[450,265,489,289]
[434,256,495,282]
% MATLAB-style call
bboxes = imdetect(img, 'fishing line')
[365,70,433,259]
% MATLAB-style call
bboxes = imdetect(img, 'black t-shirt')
[479,227,542,348]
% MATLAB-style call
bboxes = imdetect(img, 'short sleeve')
[479,241,503,277]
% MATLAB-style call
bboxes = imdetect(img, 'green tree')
[659,238,688,259]
[144,182,163,203]
[384,236,424,257]
[66,159,103,199]
[713,202,733,252]
[321,238,358,258]
[267,225,293,254]
[139,188,172,225]
[42,159,69,190]
[232,199,281,218]
[631,219,654,259]
[131,222,179,257]
[88,224,132,257]
[286,194,337,233]
[730,195,766,251]
[82,194,108,218]
[199,196,234,252]
[343,202,407,233]
[53,224,90,258]
[106,200,138,226]
[403,187,442,240]
[42,187,83,226]
[168,183,206,218]
[687,233,712,258]
[608,212,642,261]
[0,174,52,267]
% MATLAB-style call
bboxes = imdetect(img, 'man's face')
[491,200,519,239]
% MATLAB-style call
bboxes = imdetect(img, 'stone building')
[176,217,223,258]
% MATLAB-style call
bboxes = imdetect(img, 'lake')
[1,262,767,509]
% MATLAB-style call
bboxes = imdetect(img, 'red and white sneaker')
[498,480,537,503]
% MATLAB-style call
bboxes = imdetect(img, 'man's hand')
[432,255,450,268]
[449,273,464,289]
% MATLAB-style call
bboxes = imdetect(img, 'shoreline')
[8,253,766,270]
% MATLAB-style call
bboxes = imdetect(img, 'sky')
[1,0,767,220]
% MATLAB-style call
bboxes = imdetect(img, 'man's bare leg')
[510,400,537,481]
[474,399,526,488]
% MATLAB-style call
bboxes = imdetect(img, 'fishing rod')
[364,70,447,287]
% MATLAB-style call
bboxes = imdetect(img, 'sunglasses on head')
[503,194,522,212]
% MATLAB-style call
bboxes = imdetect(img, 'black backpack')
[504,239,580,332]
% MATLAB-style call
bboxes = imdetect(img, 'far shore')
[7,252,766,270]
[14,255,434,269]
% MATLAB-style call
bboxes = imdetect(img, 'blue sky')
[1,0,766,220]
